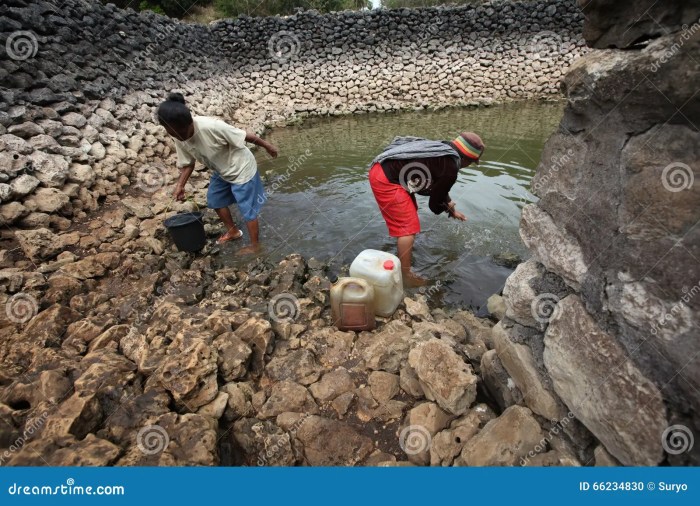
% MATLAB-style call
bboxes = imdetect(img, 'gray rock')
[492,322,566,420]
[8,122,44,139]
[544,295,667,466]
[458,405,543,466]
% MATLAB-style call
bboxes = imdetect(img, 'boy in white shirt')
[157,93,278,254]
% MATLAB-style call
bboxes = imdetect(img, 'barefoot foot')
[403,271,429,288]
[236,243,261,256]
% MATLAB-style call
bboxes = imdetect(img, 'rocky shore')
[0,183,584,466]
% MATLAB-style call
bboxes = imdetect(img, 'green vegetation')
[382,0,482,8]
[105,0,481,20]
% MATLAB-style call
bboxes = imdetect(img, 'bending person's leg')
[397,234,427,287]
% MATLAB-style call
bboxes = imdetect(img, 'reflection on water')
[222,101,564,309]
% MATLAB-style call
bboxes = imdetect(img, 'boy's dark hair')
[157,92,192,129]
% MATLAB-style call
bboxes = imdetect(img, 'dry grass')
[183,4,223,24]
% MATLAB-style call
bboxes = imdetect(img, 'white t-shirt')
[173,116,257,185]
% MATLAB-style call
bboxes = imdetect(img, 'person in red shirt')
[369,132,485,287]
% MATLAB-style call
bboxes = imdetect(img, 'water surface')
[225,101,564,309]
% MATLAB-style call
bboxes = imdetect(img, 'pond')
[224,101,564,310]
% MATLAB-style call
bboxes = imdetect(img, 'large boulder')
[578,0,700,49]
[492,322,566,420]
[458,406,543,466]
[407,338,477,415]
[544,295,667,465]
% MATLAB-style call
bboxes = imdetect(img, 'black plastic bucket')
[164,212,206,252]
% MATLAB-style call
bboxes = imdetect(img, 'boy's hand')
[173,185,185,201]
[451,210,468,221]
[265,144,279,159]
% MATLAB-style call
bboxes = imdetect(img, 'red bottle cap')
[383,260,394,270]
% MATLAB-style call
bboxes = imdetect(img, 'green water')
[228,101,564,309]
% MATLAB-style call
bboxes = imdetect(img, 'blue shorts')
[207,171,266,221]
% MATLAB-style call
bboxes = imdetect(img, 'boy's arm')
[173,162,195,200]
[245,131,278,159]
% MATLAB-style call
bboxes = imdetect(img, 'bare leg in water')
[215,207,242,243]
[236,219,260,255]
[397,234,428,287]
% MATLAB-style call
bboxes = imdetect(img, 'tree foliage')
[214,0,370,17]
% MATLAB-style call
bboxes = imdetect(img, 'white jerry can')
[349,249,404,317]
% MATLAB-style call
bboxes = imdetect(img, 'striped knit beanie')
[453,132,485,162]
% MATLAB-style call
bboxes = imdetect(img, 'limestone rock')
[404,401,454,465]
[361,321,413,373]
[368,371,400,403]
[486,294,506,321]
[7,434,120,466]
[265,349,321,385]
[23,187,70,213]
[9,174,40,198]
[259,380,318,418]
[157,339,219,410]
[519,204,588,290]
[480,349,523,412]
[296,416,373,466]
[24,151,70,187]
[15,227,63,262]
[308,367,355,403]
[213,332,252,381]
[492,322,565,420]
[543,295,667,466]
[458,406,543,466]
[408,338,477,415]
